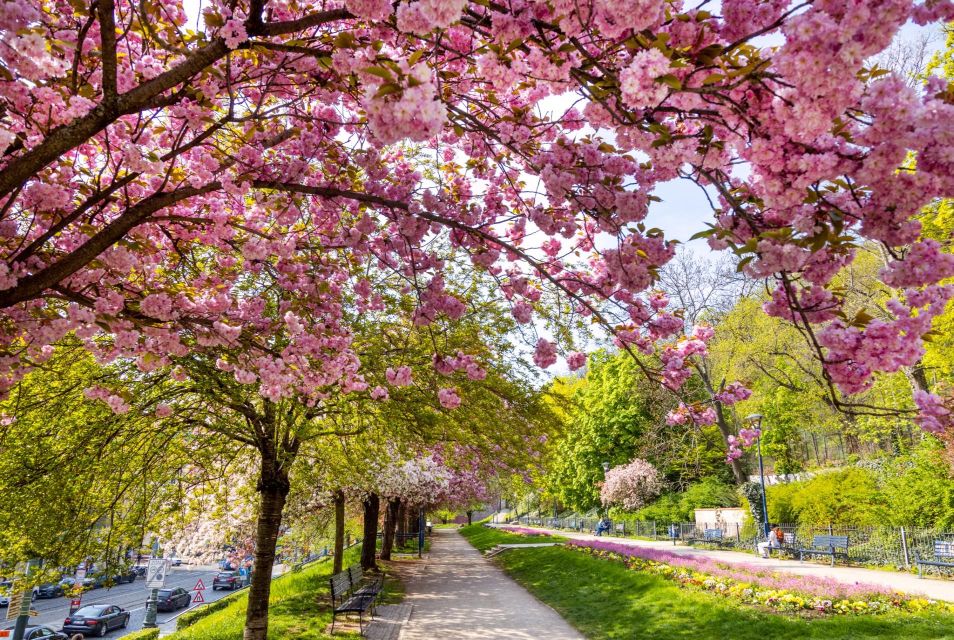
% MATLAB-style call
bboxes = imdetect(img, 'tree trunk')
[243,459,291,640]
[466,510,473,526]
[397,502,408,540]
[360,493,380,571]
[380,498,401,561]
[333,489,345,574]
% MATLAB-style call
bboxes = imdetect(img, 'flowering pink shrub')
[600,459,662,511]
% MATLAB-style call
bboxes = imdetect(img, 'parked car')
[80,575,105,590]
[62,604,130,637]
[111,570,136,585]
[0,580,10,606]
[0,624,68,639]
[131,566,146,578]
[156,587,191,612]
[169,557,183,567]
[212,571,243,591]
[34,582,64,599]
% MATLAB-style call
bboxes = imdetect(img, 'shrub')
[881,438,954,527]
[121,630,160,640]
[767,468,884,526]
[633,477,739,523]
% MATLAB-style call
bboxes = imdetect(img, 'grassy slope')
[168,546,403,640]
[458,523,566,552]
[492,545,954,640]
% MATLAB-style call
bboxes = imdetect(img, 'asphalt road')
[5,566,242,638]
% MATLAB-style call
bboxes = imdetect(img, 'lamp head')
[601,461,610,473]
[745,413,763,427]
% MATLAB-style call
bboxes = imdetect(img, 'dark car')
[212,571,242,590]
[111,570,136,585]
[0,624,68,639]
[62,604,129,637]
[80,575,105,590]
[156,587,191,612]
[34,582,64,599]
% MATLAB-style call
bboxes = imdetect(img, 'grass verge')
[458,523,566,552]
[168,546,403,640]
[491,545,954,640]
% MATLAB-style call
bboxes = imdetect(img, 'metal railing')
[507,514,954,573]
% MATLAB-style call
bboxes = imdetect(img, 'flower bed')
[567,539,954,616]
[497,525,552,536]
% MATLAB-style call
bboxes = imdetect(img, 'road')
[7,566,242,638]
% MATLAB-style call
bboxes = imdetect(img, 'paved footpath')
[398,528,584,640]
[503,524,954,602]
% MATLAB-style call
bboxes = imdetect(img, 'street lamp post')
[599,461,610,518]
[745,414,770,537]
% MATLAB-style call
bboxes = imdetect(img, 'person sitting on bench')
[757,525,784,558]
[595,518,611,536]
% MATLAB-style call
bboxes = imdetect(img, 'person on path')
[757,525,783,558]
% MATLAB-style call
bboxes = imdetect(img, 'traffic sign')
[192,591,205,604]
[69,598,82,614]
[193,578,206,591]
[145,558,169,588]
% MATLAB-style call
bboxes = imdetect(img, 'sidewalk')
[398,528,584,640]
[501,524,954,602]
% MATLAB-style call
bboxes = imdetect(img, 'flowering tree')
[600,458,663,511]
[0,0,952,439]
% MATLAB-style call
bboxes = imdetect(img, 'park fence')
[510,514,954,574]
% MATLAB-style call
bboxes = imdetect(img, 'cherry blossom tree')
[600,458,663,511]
[0,0,952,441]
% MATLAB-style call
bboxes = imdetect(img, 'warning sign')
[192,591,205,604]
[193,579,206,591]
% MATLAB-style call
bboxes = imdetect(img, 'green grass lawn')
[492,546,954,640]
[458,523,566,552]
[168,547,402,640]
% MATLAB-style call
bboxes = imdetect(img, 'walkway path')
[501,524,954,602]
[398,528,584,640]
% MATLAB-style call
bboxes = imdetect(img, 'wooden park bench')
[349,564,384,602]
[686,528,726,547]
[763,531,797,557]
[915,540,954,578]
[797,535,849,566]
[329,566,377,634]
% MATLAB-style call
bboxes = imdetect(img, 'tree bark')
[243,459,291,640]
[380,498,401,561]
[360,493,380,571]
[333,489,345,574]
[466,510,473,526]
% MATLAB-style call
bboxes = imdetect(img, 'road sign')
[145,558,169,588]
[193,578,206,591]
[69,598,82,615]
[192,591,205,604]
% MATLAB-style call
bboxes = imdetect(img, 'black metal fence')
[509,514,954,573]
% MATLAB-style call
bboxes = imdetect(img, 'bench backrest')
[934,540,954,558]
[348,564,364,588]
[330,571,352,604]
[703,529,723,539]
[812,535,849,549]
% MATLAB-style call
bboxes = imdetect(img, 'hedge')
[176,588,248,630]
[121,629,160,640]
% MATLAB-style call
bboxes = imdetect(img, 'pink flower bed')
[498,525,558,537]
[567,539,895,600]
